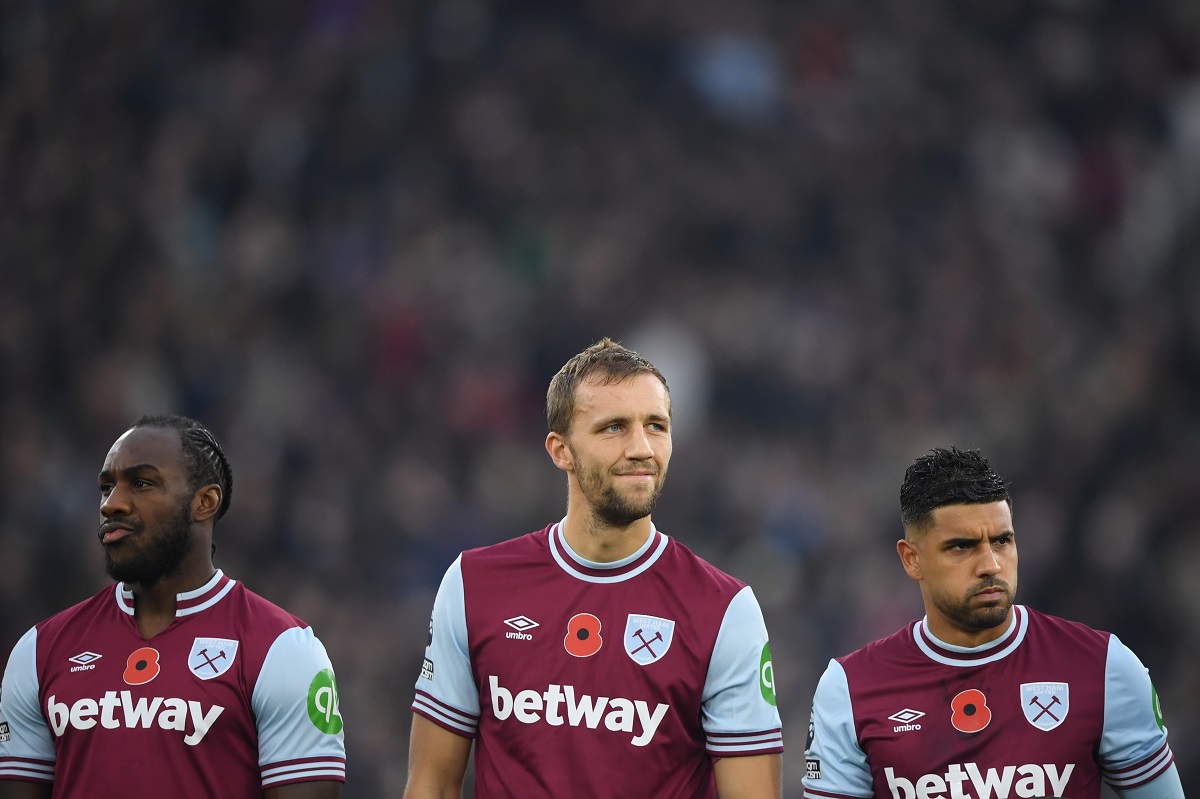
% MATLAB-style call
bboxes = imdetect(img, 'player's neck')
[126,560,218,639]
[924,607,1015,649]
[561,511,654,564]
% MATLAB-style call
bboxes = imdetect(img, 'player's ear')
[897,537,922,580]
[193,484,222,523]
[545,431,575,473]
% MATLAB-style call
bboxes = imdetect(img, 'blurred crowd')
[3,0,1199,794]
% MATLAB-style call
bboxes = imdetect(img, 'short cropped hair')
[546,338,670,435]
[132,414,234,522]
[900,446,1010,531]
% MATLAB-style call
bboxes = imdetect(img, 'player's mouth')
[973,585,1008,602]
[99,521,139,544]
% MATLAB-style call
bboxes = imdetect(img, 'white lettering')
[69,698,98,730]
[505,631,532,640]
[945,763,970,799]
[487,676,670,746]
[158,698,188,731]
[966,763,1015,799]
[916,772,946,799]
[121,692,163,727]
[46,692,223,746]
[98,692,122,729]
[314,685,339,724]
[47,697,69,736]
[514,689,542,723]
[1014,765,1042,798]
[182,702,224,746]
[631,700,669,747]
[1044,764,1073,797]
[885,768,915,799]
[605,697,634,733]
[891,763,1076,799]
[563,685,608,729]
[543,683,564,726]
[490,676,513,720]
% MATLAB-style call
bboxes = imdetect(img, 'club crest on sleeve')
[1021,682,1069,731]
[624,614,674,665]
[188,637,240,680]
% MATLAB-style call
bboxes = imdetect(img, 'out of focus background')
[3,0,1199,794]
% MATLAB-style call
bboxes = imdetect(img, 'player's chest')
[39,621,250,740]
[852,662,1103,786]
[464,577,713,697]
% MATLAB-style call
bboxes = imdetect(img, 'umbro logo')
[888,708,925,732]
[69,652,102,673]
[504,615,539,641]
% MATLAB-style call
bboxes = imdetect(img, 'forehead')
[573,372,670,421]
[927,501,1013,537]
[102,426,184,473]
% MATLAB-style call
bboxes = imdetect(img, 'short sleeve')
[1099,635,1175,791]
[412,555,480,738]
[0,626,56,783]
[802,659,873,799]
[252,626,347,788]
[700,586,784,756]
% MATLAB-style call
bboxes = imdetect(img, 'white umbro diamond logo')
[69,651,102,666]
[888,708,925,724]
[504,616,539,632]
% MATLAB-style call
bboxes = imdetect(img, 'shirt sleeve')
[802,658,873,799]
[252,626,347,788]
[1119,763,1185,799]
[412,555,480,738]
[700,585,784,756]
[0,626,56,783]
[1098,635,1176,793]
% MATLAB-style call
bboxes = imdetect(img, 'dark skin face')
[97,426,219,596]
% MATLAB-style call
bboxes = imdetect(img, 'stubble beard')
[933,578,1017,633]
[575,458,665,528]
[105,501,193,587]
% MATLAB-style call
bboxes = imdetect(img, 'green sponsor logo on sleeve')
[759,643,776,706]
[307,668,343,734]
[1152,683,1163,731]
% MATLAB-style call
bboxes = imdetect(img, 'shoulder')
[837,622,915,670]
[1023,606,1111,652]
[224,581,312,637]
[34,583,117,638]
[659,535,747,597]
[460,526,551,567]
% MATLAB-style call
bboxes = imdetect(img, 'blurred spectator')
[1,1,1198,795]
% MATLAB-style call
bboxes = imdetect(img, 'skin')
[0,426,341,799]
[896,501,1018,648]
[545,371,673,563]
[97,426,222,639]
[405,372,781,798]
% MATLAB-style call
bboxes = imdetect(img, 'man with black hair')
[0,415,346,798]
[802,446,1182,799]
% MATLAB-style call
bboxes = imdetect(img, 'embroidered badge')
[624,614,675,665]
[188,637,239,680]
[1021,682,1069,731]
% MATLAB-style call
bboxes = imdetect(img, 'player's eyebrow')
[98,463,162,481]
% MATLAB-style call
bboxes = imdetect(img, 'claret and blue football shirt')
[414,521,783,797]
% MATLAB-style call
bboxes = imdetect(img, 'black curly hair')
[900,446,1010,531]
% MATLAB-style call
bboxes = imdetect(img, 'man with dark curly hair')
[0,415,346,798]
